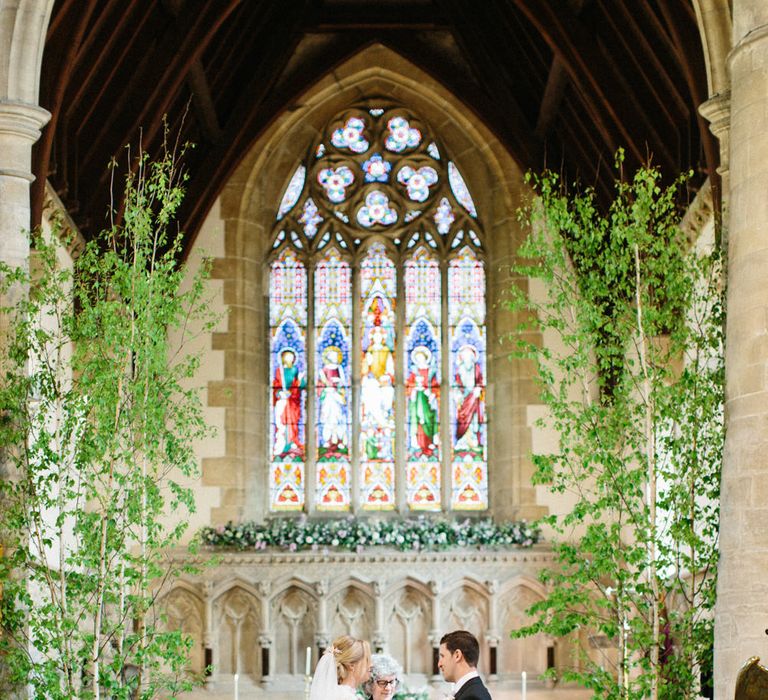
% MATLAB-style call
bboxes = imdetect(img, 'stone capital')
[0,100,50,181]
[698,91,730,177]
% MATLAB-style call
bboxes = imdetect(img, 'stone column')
[0,101,49,292]
[714,4,768,697]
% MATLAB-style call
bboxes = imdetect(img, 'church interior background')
[0,1,763,698]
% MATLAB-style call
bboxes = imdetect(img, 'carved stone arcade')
[160,547,570,694]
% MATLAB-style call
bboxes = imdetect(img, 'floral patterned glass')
[357,190,398,227]
[397,165,438,202]
[362,153,391,183]
[332,117,369,153]
[299,198,323,238]
[385,116,421,152]
[318,166,354,203]
[434,197,455,235]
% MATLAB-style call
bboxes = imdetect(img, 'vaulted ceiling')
[37,0,714,251]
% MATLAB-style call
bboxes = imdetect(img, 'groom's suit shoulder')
[454,676,492,700]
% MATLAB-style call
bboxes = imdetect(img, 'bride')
[309,635,371,700]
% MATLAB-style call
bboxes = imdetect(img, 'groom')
[438,630,492,700]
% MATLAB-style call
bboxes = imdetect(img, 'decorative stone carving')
[164,547,554,691]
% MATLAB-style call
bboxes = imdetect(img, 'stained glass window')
[268,104,487,515]
[448,161,478,217]
[448,247,487,509]
[277,165,306,220]
[315,249,353,511]
[269,249,307,510]
[405,247,442,510]
[360,243,397,510]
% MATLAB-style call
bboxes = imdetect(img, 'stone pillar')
[714,4,768,697]
[0,101,49,291]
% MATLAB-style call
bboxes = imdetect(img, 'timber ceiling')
[37,0,714,250]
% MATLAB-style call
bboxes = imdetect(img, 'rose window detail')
[318,166,354,203]
[385,117,421,152]
[331,117,369,153]
[397,166,438,202]
[362,153,391,183]
[356,190,398,227]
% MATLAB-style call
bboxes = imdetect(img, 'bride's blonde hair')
[332,635,371,684]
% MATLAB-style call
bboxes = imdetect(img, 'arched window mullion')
[395,251,407,514]
[305,262,317,514]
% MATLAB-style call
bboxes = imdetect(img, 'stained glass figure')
[331,117,369,153]
[318,166,354,203]
[385,117,421,152]
[356,190,398,227]
[397,165,438,202]
[360,243,397,509]
[315,249,352,510]
[299,198,323,238]
[448,247,487,509]
[277,164,305,220]
[427,142,441,160]
[405,248,442,510]
[434,197,455,235]
[448,161,478,217]
[269,249,308,510]
[362,153,391,183]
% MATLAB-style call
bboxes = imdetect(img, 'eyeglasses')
[375,679,399,688]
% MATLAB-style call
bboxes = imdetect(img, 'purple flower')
[289,542,297,551]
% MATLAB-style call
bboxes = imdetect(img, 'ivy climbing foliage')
[0,144,218,699]
[507,156,723,700]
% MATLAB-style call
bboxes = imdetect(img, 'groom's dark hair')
[440,630,480,667]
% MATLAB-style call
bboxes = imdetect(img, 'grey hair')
[363,654,403,696]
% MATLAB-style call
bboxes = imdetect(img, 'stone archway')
[203,42,546,527]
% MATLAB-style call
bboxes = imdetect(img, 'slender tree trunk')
[633,243,659,700]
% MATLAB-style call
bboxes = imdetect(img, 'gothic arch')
[0,0,54,102]
[207,42,544,525]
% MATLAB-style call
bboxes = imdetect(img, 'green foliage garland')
[200,516,539,552]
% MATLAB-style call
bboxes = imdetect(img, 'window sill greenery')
[199,516,540,553]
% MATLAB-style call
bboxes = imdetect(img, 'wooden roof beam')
[510,0,648,163]
[83,0,240,179]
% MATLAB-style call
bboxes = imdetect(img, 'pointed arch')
[206,42,542,523]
